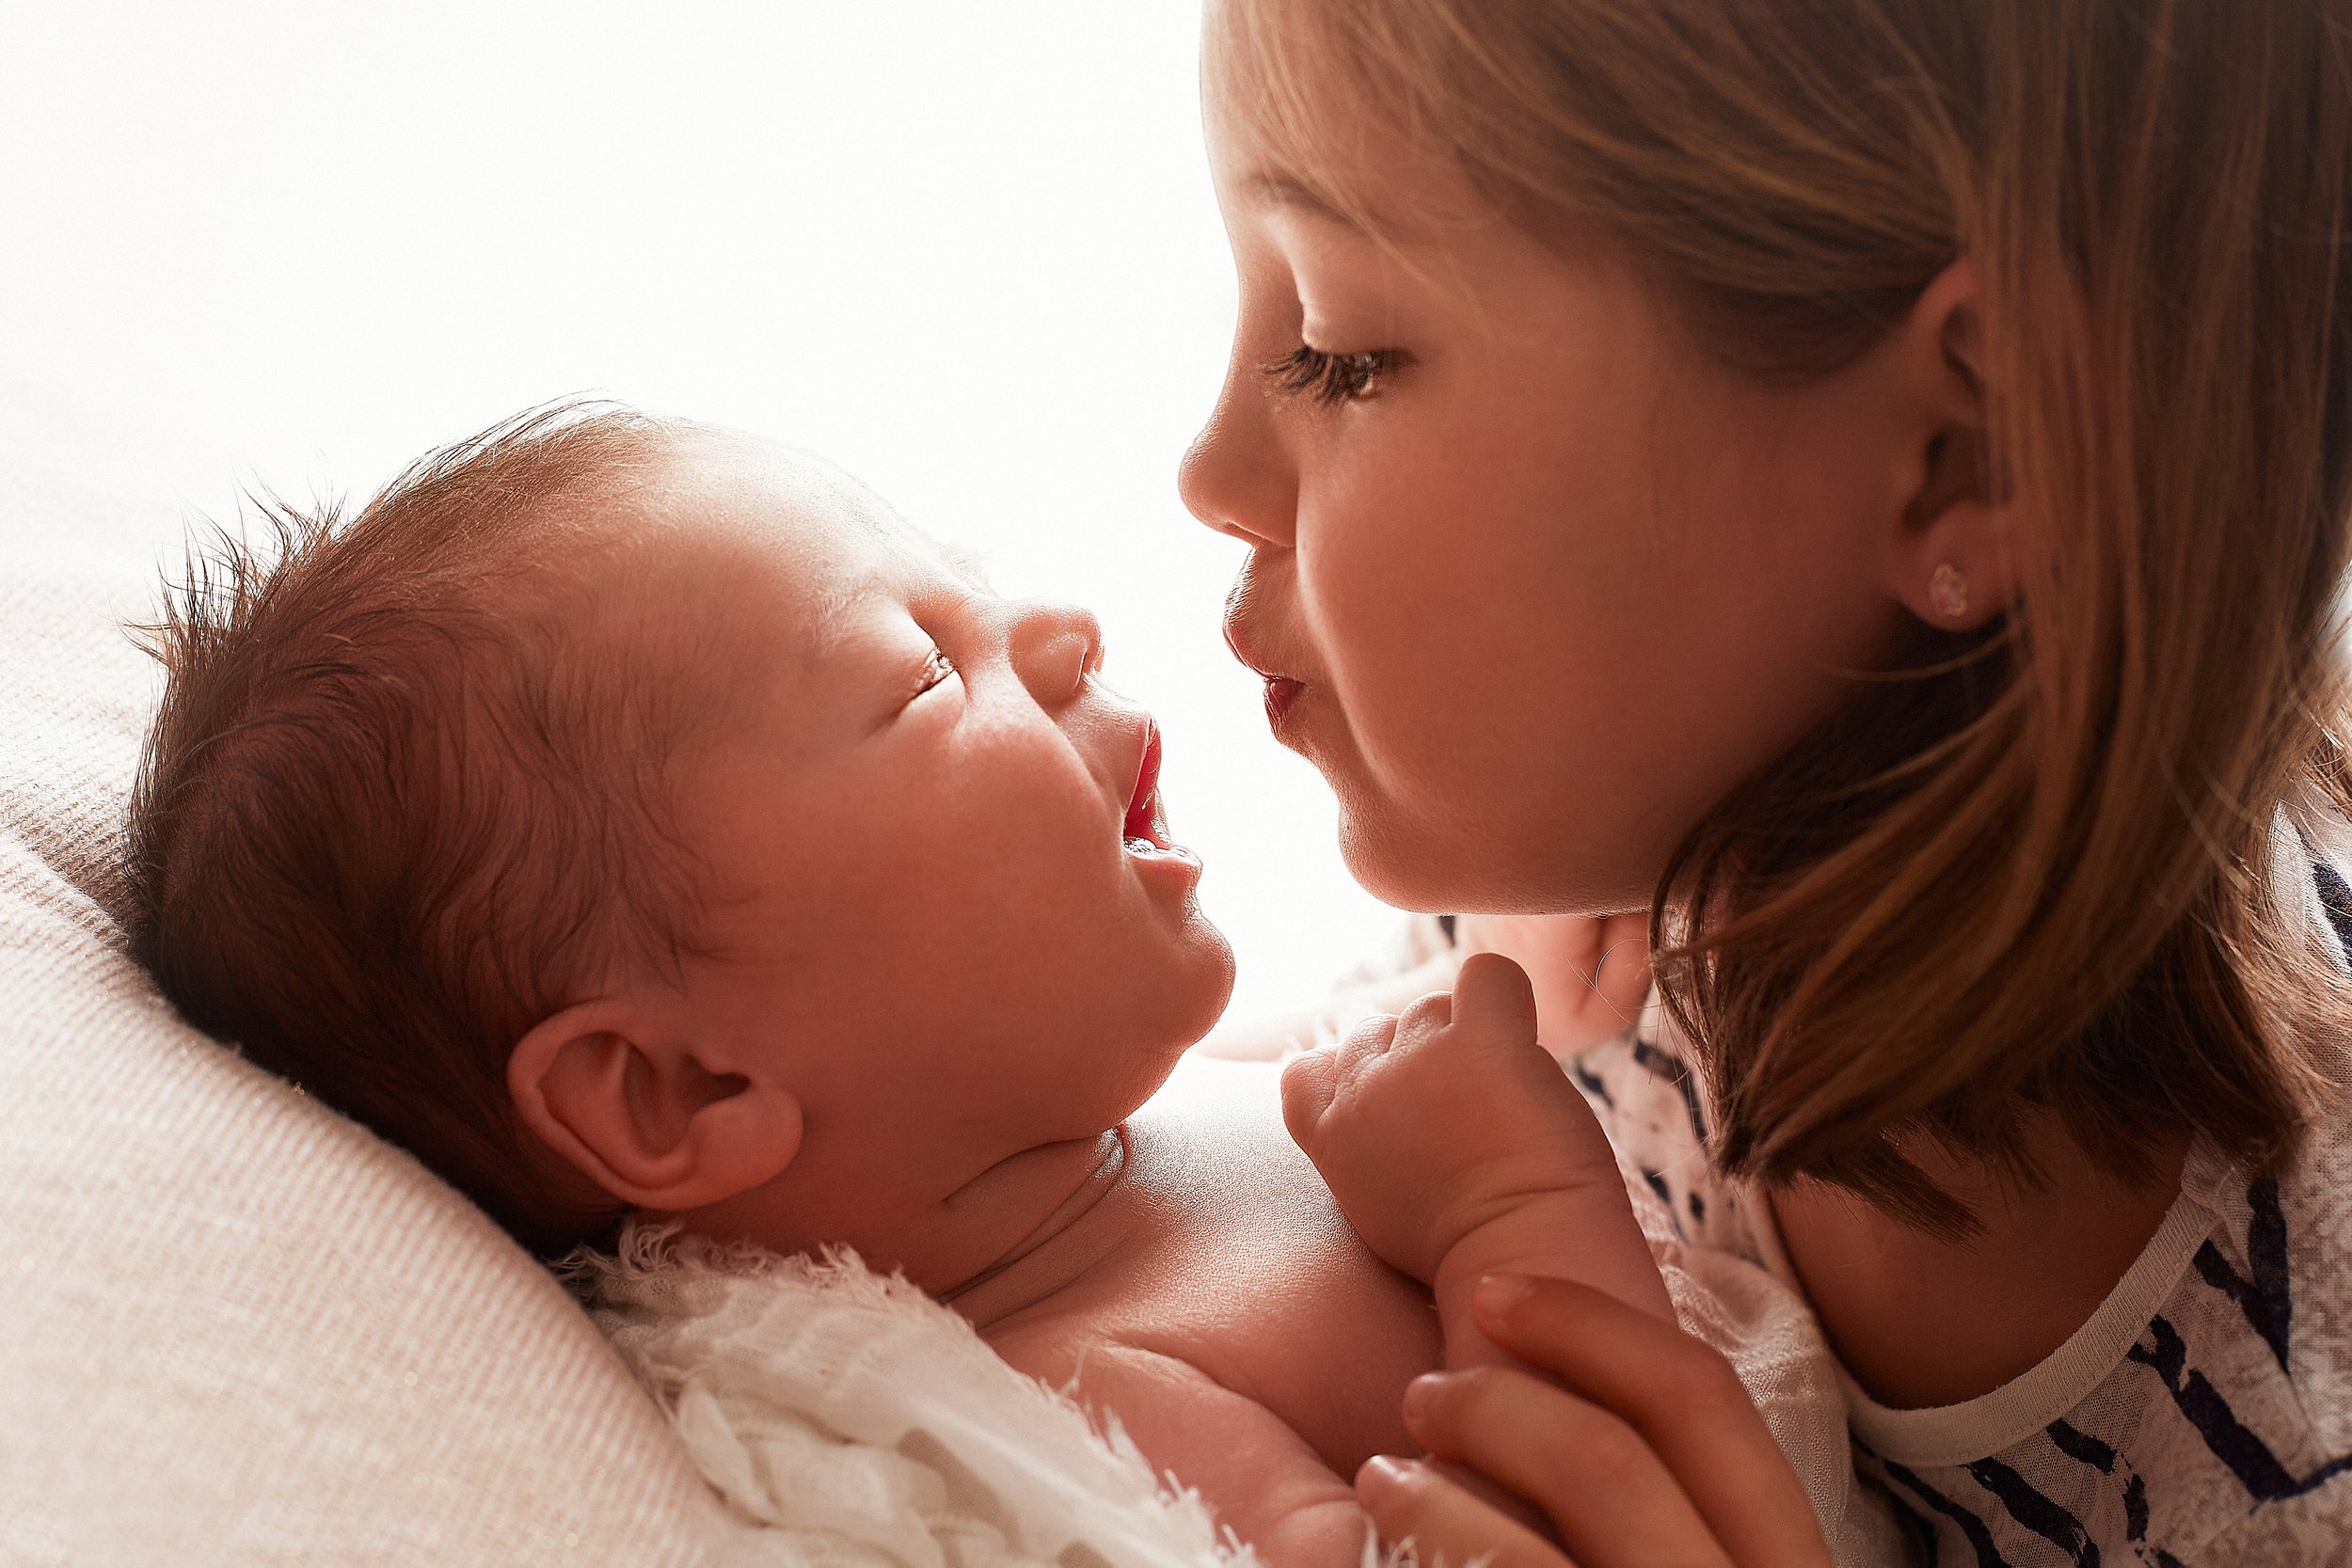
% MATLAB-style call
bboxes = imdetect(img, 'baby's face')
[625,435,1234,1196]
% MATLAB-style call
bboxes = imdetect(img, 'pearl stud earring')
[1928,562,1970,621]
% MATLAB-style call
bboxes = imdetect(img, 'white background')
[0,2,1403,1028]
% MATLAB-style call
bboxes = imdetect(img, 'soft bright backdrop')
[0,1,1402,1027]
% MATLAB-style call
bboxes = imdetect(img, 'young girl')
[1181,1,2352,1563]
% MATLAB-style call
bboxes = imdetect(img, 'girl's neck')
[1767,1118,2191,1409]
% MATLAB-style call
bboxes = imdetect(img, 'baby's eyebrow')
[802,577,867,660]
[926,536,996,594]
[875,512,993,595]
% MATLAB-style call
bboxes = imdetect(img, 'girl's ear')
[506,999,803,1212]
[1881,259,2017,633]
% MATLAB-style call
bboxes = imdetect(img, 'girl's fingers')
[1357,1455,1581,1568]
[1402,1367,1735,1568]
[1423,1456,1560,1538]
[1469,1276,1832,1568]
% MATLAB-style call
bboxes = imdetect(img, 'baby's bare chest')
[988,1060,1443,1475]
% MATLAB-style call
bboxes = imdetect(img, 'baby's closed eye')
[915,646,957,696]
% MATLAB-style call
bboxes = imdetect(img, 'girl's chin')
[1333,800,1509,916]
[1331,799,1440,910]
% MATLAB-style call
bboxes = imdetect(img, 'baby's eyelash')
[918,646,957,693]
[1263,344,1404,404]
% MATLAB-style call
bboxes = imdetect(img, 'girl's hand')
[1360,1275,1833,1568]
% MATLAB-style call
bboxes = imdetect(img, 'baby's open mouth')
[1124,723,1170,851]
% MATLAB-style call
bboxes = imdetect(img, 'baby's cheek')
[952,746,1113,901]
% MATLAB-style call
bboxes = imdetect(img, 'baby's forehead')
[680,433,979,579]
[746,483,988,630]
[612,439,988,664]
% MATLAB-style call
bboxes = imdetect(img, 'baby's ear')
[507,999,803,1212]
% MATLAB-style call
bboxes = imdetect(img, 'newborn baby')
[124,407,1668,1567]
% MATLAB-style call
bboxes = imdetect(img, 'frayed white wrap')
[580,1231,1336,1568]
[578,1169,1896,1568]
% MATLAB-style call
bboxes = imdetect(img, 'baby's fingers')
[1279,1046,1341,1148]
[1357,1455,1577,1568]
[1280,1014,1394,1146]
[1452,950,1539,1034]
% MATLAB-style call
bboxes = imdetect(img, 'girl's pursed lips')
[1221,607,1313,734]
[1219,603,1295,682]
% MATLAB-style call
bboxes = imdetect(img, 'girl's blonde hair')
[1219,0,2352,1229]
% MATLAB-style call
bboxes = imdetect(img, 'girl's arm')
[1191,944,1460,1061]
[1362,1275,1831,1568]
[1199,911,1650,1066]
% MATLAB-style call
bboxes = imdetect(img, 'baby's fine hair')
[124,403,706,1253]
[1225,0,2352,1230]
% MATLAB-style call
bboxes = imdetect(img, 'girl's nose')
[1179,372,1297,549]
[1007,600,1104,706]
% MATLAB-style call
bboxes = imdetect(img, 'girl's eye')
[1262,344,1404,405]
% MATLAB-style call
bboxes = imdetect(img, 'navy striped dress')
[1556,852,2352,1566]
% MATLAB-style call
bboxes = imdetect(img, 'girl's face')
[1183,54,1924,915]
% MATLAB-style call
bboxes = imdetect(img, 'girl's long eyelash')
[1263,344,1403,404]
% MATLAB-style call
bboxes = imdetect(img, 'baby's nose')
[1008,601,1103,704]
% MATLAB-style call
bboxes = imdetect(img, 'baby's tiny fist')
[1281,954,1617,1284]
[1289,958,1599,1288]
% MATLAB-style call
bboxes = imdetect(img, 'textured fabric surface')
[0,385,747,1567]
[587,1235,1270,1568]
[1628,1175,1904,1568]
[1582,978,2352,1566]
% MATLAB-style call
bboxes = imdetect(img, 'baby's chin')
[1097,906,1233,1039]
[1098,971,1239,1124]
[1163,926,1238,1063]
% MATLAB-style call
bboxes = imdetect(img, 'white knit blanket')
[583,1235,1279,1568]
[581,1164,1900,1568]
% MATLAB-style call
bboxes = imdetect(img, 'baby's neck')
[675,1123,1141,1312]
[882,1127,1136,1306]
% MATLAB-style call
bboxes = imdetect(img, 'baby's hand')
[1279,952,1622,1285]
[1285,953,1674,1361]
